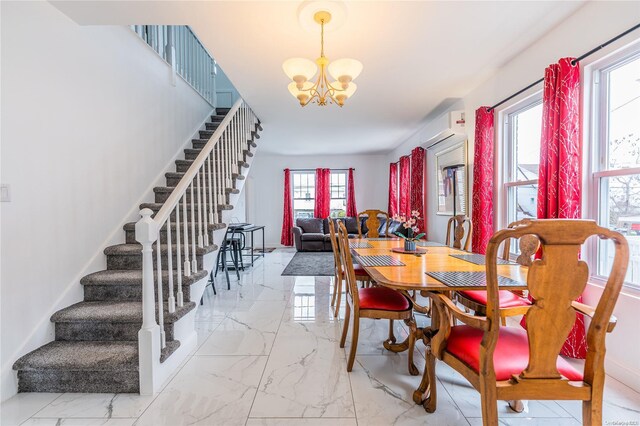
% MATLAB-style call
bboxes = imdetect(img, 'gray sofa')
[292,217,406,251]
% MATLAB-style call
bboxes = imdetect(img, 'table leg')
[382,316,421,376]
[413,342,438,412]
[250,231,255,267]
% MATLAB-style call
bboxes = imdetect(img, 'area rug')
[254,247,277,253]
[281,252,335,276]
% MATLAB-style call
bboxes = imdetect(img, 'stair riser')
[106,252,206,270]
[155,189,237,203]
[125,226,221,244]
[18,370,139,393]
[55,321,175,342]
[83,282,194,302]
[144,207,231,221]
[176,161,247,173]
[185,151,252,162]
[205,123,221,130]
[192,140,254,150]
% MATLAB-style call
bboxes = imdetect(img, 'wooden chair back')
[445,215,472,251]
[357,210,389,238]
[484,219,628,382]
[337,221,360,311]
[327,218,343,281]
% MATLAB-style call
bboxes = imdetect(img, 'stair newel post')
[201,166,209,247]
[155,232,166,349]
[207,153,215,225]
[190,183,197,272]
[135,208,160,395]
[181,196,191,277]
[196,168,204,248]
[175,204,184,307]
[166,215,176,314]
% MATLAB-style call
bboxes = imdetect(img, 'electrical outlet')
[1,184,10,202]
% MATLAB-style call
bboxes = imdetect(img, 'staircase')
[12,101,261,394]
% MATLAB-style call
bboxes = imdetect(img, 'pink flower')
[409,218,416,225]
[411,210,420,218]
[403,223,411,229]
[412,226,419,233]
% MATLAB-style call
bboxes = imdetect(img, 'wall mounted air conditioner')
[423,110,467,150]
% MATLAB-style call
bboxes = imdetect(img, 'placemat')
[366,238,395,241]
[357,255,405,267]
[349,242,373,248]
[416,241,445,247]
[449,253,515,266]
[425,271,524,288]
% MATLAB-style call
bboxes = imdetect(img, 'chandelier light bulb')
[288,81,314,102]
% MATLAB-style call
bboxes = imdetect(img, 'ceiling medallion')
[283,10,362,107]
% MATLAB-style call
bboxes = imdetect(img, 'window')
[292,172,315,219]
[503,99,543,231]
[329,171,347,218]
[591,50,640,288]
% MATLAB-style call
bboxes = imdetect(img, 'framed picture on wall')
[435,140,468,216]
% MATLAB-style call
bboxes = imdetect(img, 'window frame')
[585,43,640,291]
[329,171,348,218]
[499,95,543,236]
[291,171,316,220]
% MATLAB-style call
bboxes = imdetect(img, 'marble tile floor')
[2,249,640,425]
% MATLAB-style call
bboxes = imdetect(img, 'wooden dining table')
[349,237,529,409]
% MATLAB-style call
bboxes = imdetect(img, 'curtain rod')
[487,22,640,112]
[284,168,354,172]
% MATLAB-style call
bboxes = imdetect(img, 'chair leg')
[222,251,231,290]
[214,250,222,277]
[480,380,499,426]
[340,302,350,348]
[407,318,419,376]
[500,312,507,326]
[230,243,240,279]
[582,372,605,426]
[331,273,338,308]
[346,313,360,372]
[334,278,343,318]
[388,319,396,344]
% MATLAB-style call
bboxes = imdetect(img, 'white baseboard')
[606,357,640,393]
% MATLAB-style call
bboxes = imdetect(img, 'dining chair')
[337,221,416,372]
[416,219,629,426]
[328,218,373,318]
[357,209,389,238]
[456,220,537,326]
[446,215,472,251]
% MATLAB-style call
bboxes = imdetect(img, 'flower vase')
[404,240,416,252]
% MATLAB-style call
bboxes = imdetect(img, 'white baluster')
[190,183,197,272]
[166,215,175,313]
[175,204,184,307]
[207,153,215,224]
[201,166,209,247]
[136,208,160,395]
[182,196,191,276]
[156,230,166,349]
[196,169,204,248]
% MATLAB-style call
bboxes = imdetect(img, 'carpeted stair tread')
[226,188,240,194]
[51,301,196,323]
[81,269,208,287]
[154,186,238,194]
[243,150,254,157]
[104,243,217,257]
[122,221,226,233]
[140,202,232,214]
[210,115,226,121]
[232,173,246,180]
[160,340,180,363]
[13,341,138,372]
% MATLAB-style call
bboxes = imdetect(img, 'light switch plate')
[1,184,10,202]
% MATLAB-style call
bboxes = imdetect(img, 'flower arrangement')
[392,211,424,251]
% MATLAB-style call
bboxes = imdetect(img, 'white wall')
[0,1,213,400]
[384,1,640,391]
[248,152,388,247]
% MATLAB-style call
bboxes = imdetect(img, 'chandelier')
[283,11,362,107]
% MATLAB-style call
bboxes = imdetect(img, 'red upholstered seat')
[446,325,583,382]
[342,263,370,277]
[358,287,411,311]
[459,290,531,308]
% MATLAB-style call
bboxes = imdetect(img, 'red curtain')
[471,107,495,254]
[410,147,426,235]
[388,163,398,217]
[280,169,293,246]
[398,156,411,217]
[314,168,331,218]
[346,168,357,217]
[536,57,587,359]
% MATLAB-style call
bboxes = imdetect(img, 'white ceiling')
[52,1,585,155]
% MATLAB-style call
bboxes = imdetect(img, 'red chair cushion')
[358,287,411,311]
[459,290,531,308]
[446,325,583,382]
[342,263,370,277]
[353,263,370,277]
